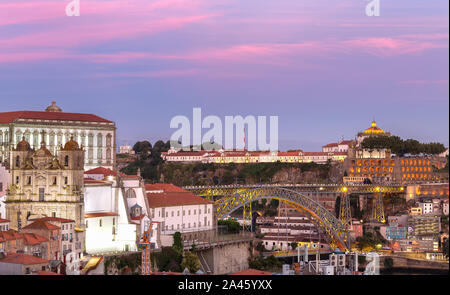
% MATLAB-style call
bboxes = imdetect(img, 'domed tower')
[58,136,85,205]
[59,136,85,170]
[45,101,62,112]
[10,137,33,170]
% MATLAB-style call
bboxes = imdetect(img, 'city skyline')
[0,0,448,151]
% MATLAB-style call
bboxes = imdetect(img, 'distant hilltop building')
[0,101,116,170]
[356,120,391,145]
[119,144,135,155]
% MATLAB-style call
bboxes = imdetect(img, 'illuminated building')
[356,120,391,145]
[0,101,116,170]
[344,156,436,183]
[5,137,85,231]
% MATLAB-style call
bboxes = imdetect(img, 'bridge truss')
[183,184,406,250]
[212,187,351,251]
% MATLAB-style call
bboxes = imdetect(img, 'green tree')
[181,251,201,273]
[172,232,183,254]
[133,141,152,154]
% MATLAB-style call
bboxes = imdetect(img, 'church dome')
[45,101,62,112]
[16,137,31,151]
[363,120,385,134]
[34,141,53,157]
[63,136,80,150]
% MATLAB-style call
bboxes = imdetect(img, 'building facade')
[145,183,215,248]
[5,137,85,231]
[0,101,116,170]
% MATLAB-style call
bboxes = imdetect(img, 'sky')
[0,0,448,151]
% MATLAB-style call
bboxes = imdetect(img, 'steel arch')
[216,187,350,251]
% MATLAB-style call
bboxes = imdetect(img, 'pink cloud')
[341,37,446,57]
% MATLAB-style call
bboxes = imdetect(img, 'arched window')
[64,155,69,166]
[16,156,20,168]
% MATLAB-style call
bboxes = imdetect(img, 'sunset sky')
[0,0,448,150]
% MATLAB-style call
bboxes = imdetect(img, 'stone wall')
[198,241,251,274]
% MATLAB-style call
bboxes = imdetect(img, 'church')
[5,137,85,231]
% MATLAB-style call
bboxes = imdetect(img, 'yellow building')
[5,137,85,230]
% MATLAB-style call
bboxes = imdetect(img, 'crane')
[139,221,153,275]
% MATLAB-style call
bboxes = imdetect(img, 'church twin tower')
[6,136,85,230]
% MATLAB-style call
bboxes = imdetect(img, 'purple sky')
[0,0,448,151]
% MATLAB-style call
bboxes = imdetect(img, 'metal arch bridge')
[206,187,351,251]
[183,183,406,198]
[183,184,407,251]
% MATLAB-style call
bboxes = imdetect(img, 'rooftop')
[0,253,49,265]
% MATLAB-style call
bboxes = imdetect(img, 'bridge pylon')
[372,192,385,223]
[339,192,351,231]
[242,202,253,232]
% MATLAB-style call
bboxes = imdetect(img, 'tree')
[133,141,152,154]
[181,251,201,273]
[172,232,183,254]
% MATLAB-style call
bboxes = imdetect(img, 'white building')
[145,183,214,248]
[83,168,143,254]
[119,145,135,155]
[418,200,434,215]
[0,164,9,219]
[0,101,116,170]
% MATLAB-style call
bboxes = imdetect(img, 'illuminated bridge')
[183,184,407,251]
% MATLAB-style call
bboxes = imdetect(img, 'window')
[86,220,88,228]
[53,177,57,185]
[16,176,19,184]
[39,188,45,201]
[64,155,69,167]
[64,177,68,185]
[99,219,102,227]
[16,156,20,168]
[52,212,56,217]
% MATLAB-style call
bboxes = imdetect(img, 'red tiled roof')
[22,220,60,230]
[84,178,110,185]
[29,217,74,223]
[84,212,118,218]
[230,269,272,275]
[130,214,146,221]
[0,253,49,265]
[322,143,338,148]
[164,151,209,157]
[0,230,22,241]
[145,183,189,193]
[22,233,48,245]
[278,152,300,157]
[84,167,137,180]
[85,167,122,177]
[0,111,112,124]
[146,184,213,208]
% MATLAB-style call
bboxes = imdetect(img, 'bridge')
[183,184,407,252]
